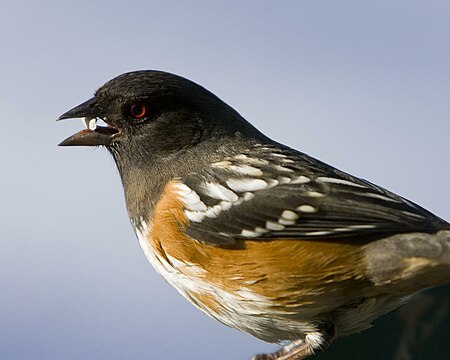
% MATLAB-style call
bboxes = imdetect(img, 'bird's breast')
[132,180,375,342]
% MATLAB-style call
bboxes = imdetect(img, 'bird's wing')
[176,143,449,245]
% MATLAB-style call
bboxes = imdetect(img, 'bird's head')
[59,71,268,218]
[59,70,263,169]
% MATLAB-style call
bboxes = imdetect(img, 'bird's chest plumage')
[133,208,285,341]
[130,181,385,342]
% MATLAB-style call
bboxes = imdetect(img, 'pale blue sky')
[1,1,449,359]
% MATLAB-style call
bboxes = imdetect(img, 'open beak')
[58,98,120,146]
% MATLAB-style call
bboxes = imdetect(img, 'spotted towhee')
[58,71,450,360]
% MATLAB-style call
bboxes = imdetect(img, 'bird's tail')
[364,230,450,295]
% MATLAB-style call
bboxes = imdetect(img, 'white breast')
[132,219,320,342]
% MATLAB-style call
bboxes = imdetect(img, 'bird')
[58,70,450,360]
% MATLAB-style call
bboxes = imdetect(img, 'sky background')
[1,1,450,359]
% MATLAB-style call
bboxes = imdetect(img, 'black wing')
[177,143,449,245]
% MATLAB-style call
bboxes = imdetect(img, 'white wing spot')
[317,177,366,188]
[240,229,261,237]
[362,193,400,202]
[278,176,291,184]
[241,225,271,237]
[243,157,269,166]
[203,182,239,202]
[233,154,248,160]
[172,183,193,196]
[226,178,268,192]
[348,224,377,229]
[254,227,269,235]
[211,160,233,168]
[242,192,255,201]
[274,165,294,173]
[271,153,287,158]
[173,183,207,211]
[307,231,333,236]
[278,218,296,225]
[219,201,232,211]
[331,225,377,232]
[333,227,354,232]
[185,210,206,222]
[266,221,285,231]
[266,178,280,188]
[290,175,311,184]
[187,202,207,211]
[180,190,202,203]
[229,165,263,176]
[204,205,222,218]
[401,210,425,219]
[297,205,317,213]
[306,191,325,198]
[281,210,299,221]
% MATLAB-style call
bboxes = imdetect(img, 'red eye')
[129,102,148,120]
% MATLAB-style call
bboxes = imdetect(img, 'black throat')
[108,126,269,228]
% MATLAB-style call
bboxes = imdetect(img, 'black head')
[58,71,269,219]
[59,71,264,164]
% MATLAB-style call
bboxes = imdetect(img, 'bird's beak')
[58,97,120,146]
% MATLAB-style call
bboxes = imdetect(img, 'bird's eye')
[128,102,149,120]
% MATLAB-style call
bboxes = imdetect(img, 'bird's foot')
[251,339,313,360]
[251,325,335,360]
